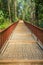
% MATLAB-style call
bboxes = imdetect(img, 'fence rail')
[24,21,43,44]
[0,22,18,49]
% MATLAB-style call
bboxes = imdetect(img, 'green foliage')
[0,19,12,30]
[0,0,43,29]
[39,19,43,28]
[0,0,9,18]
[37,0,43,28]
[25,14,30,21]
[14,17,18,22]
[0,10,4,24]
[30,0,43,28]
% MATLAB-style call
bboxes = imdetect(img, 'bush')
[38,5,43,28]
[39,19,43,28]
[0,10,4,24]
[0,18,12,30]
[14,17,18,22]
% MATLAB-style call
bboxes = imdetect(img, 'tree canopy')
[0,0,43,28]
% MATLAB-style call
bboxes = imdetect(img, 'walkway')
[0,20,43,60]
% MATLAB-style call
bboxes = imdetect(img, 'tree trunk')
[14,0,17,18]
[8,0,11,22]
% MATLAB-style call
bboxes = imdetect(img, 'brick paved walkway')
[0,20,43,60]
